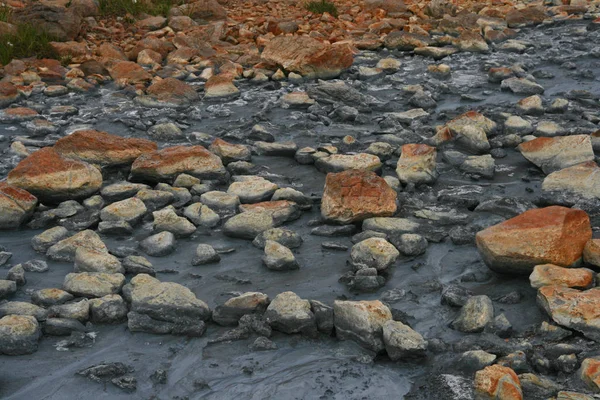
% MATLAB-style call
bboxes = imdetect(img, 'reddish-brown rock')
[239,200,300,225]
[54,130,157,166]
[140,78,199,108]
[7,147,102,203]
[396,144,438,185]
[0,82,19,108]
[0,182,38,229]
[476,206,591,274]
[529,264,594,289]
[321,169,397,224]
[204,74,239,99]
[474,365,523,400]
[579,358,600,392]
[261,36,354,79]
[108,61,152,85]
[130,145,228,183]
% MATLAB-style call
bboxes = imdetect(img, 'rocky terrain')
[1,0,600,399]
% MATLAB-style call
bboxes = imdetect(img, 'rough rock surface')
[0,183,37,229]
[333,300,392,353]
[518,136,594,174]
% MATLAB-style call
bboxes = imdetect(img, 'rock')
[396,144,438,185]
[249,336,277,351]
[0,82,19,108]
[200,191,240,216]
[321,169,397,224]
[63,272,125,298]
[382,320,427,360]
[518,135,594,174]
[209,138,251,165]
[76,362,131,383]
[315,153,382,173]
[0,302,48,321]
[74,248,124,274]
[384,31,431,50]
[414,46,458,60]
[223,211,274,240]
[272,188,312,211]
[476,206,591,274]
[254,141,298,157]
[47,230,107,262]
[501,77,544,95]
[100,182,149,202]
[152,207,196,237]
[43,318,87,336]
[350,238,399,271]
[442,284,473,307]
[452,295,494,333]
[458,350,497,372]
[264,292,316,335]
[310,300,334,334]
[100,197,147,225]
[262,240,298,271]
[31,288,74,307]
[227,177,278,203]
[557,392,594,400]
[53,130,157,166]
[130,145,227,183]
[433,111,496,154]
[12,3,82,41]
[183,203,220,227]
[517,95,544,115]
[261,36,353,79]
[136,189,174,212]
[537,286,600,341]
[7,147,102,203]
[333,300,392,352]
[394,233,428,256]
[108,61,152,85]
[474,365,523,400]
[147,123,183,141]
[6,264,25,286]
[0,315,41,355]
[252,228,303,249]
[192,244,220,265]
[0,280,17,299]
[48,299,89,322]
[362,217,420,236]
[204,74,239,99]
[212,292,269,326]
[123,256,155,276]
[239,200,300,226]
[506,5,547,28]
[139,231,176,257]
[0,182,37,229]
[579,358,600,392]
[529,264,594,289]
[386,108,430,124]
[170,0,226,20]
[88,294,128,324]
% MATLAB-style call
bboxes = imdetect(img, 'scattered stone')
[262,240,298,271]
[350,238,399,271]
[333,300,392,352]
[139,231,177,257]
[452,295,494,333]
[63,272,125,298]
[396,144,438,185]
[518,135,594,174]
[474,365,523,399]
[264,292,316,335]
[223,211,274,240]
[529,264,594,289]
[0,315,41,355]
[212,292,269,326]
[192,244,220,265]
[383,320,427,360]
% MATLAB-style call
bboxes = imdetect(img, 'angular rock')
[100,197,147,225]
[383,320,427,360]
[396,144,438,185]
[192,244,220,265]
[139,231,176,257]
[223,211,274,240]
[0,315,41,355]
[153,207,196,237]
[452,295,494,333]
[518,135,594,174]
[139,78,199,108]
[0,182,37,229]
[315,153,382,174]
[474,365,523,400]
[63,272,125,298]
[89,294,128,324]
[333,300,392,352]
[351,238,399,271]
[262,240,298,271]
[264,292,316,335]
[252,228,303,249]
[212,292,270,326]
[529,264,594,289]
[47,230,107,262]
[227,177,278,204]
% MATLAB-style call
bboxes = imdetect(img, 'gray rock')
[155,183,192,208]
[153,207,196,237]
[252,228,303,249]
[0,315,41,355]
[227,177,278,204]
[135,189,174,212]
[441,285,473,307]
[139,231,176,257]
[74,247,124,274]
[89,294,128,323]
[47,230,107,262]
[127,311,206,336]
[31,288,74,307]
[20,259,49,272]
[223,211,274,240]
[460,155,495,179]
[48,299,90,322]
[43,318,87,336]
[0,280,17,299]
[452,295,494,333]
[333,300,392,353]
[0,301,48,321]
[122,255,155,276]
[200,191,240,215]
[382,320,427,360]
[249,336,277,351]
[262,240,298,271]
[63,272,126,298]
[393,233,428,256]
[458,350,497,372]
[271,188,312,210]
[212,292,270,326]
[6,264,26,286]
[98,220,133,235]
[148,122,183,141]
[100,197,147,225]
[100,182,149,202]
[350,238,399,271]
[264,291,316,335]
[192,244,220,265]
[183,203,220,227]
[31,226,70,253]
[501,77,544,94]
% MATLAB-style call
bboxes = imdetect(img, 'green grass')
[98,0,183,17]
[0,24,59,66]
[0,3,11,22]
[305,0,338,17]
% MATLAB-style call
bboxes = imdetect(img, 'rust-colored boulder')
[396,144,438,185]
[261,36,354,79]
[108,61,152,85]
[130,145,228,183]
[579,358,600,392]
[54,130,157,166]
[0,82,19,108]
[0,182,37,229]
[7,147,102,203]
[140,78,199,108]
[518,135,594,174]
[506,5,547,28]
[538,286,600,342]
[474,365,523,400]
[321,169,397,224]
[204,73,239,99]
[529,264,594,289]
[476,206,591,274]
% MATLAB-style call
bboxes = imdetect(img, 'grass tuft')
[305,0,338,17]
[0,24,59,66]
[0,3,11,22]
[98,0,183,17]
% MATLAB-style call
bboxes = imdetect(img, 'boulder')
[227,177,278,204]
[108,61,152,85]
[152,207,196,237]
[191,244,220,265]
[529,264,594,289]
[451,295,494,333]
[7,148,102,203]
[212,292,270,326]
[518,136,594,174]
[209,138,251,165]
[501,77,544,95]
[315,153,382,173]
[474,365,523,400]
[63,272,126,298]
[0,182,37,229]
[542,161,600,204]
[252,228,303,249]
[333,300,392,352]
[89,294,128,324]
[350,238,399,271]
[0,82,19,108]
[169,0,226,20]
[0,302,48,321]
[476,206,591,274]
[261,36,353,79]
[584,239,600,268]
[262,240,298,271]
[139,231,176,257]
[12,3,82,41]
[396,144,438,185]
[321,169,397,224]
[204,74,239,99]
[0,315,41,355]
[239,200,300,225]
[264,292,316,335]
[432,111,495,153]
[47,230,107,262]
[382,320,427,360]
[579,358,600,392]
[74,248,124,274]
[139,77,200,107]
[53,130,157,166]
[223,211,274,240]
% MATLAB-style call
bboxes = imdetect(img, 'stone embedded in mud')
[556,391,594,400]
[223,211,274,240]
[7,147,103,203]
[350,238,399,272]
[240,200,300,226]
[333,300,392,353]
[382,320,427,360]
[476,206,591,274]
[0,182,37,229]
[261,36,353,79]
[432,111,495,153]
[139,231,176,257]
[264,291,316,335]
[108,61,152,85]
[0,301,48,321]
[0,82,19,108]
[0,315,41,355]
[130,145,228,183]
[506,5,547,28]
[321,169,397,225]
[537,286,600,342]
[100,197,147,226]
[384,31,431,51]
[451,295,494,333]
[501,77,544,95]
[31,288,74,307]
[414,46,458,60]
[53,129,157,166]
[212,292,270,326]
[262,240,298,271]
[0,280,17,299]
[47,230,107,262]
[474,365,523,400]
[0,107,39,123]
[88,294,128,324]
[152,207,196,237]
[517,95,544,115]
[253,228,303,250]
[192,244,220,266]
[518,135,594,174]
[48,299,89,322]
[529,264,594,289]
[362,217,420,236]
[579,358,600,392]
[74,247,124,274]
[227,177,278,204]
[396,144,438,185]
[315,153,382,174]
[204,74,239,99]
[63,272,126,298]
[209,138,251,165]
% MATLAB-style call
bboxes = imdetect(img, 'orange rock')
[108,61,152,85]
[0,81,19,107]
[7,147,103,203]
[0,182,37,229]
[321,169,397,224]
[529,264,594,289]
[474,365,522,400]
[537,286,600,341]
[54,129,157,166]
[239,200,300,225]
[204,73,239,99]
[579,358,600,392]
[396,144,438,185]
[142,78,199,107]
[583,239,600,268]
[476,206,591,274]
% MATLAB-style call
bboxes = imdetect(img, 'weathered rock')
[212,292,269,326]
[333,300,392,352]
[252,228,303,249]
[100,197,147,225]
[239,200,300,226]
[264,292,316,335]
[47,230,107,262]
[53,130,157,166]
[48,299,89,322]
[262,36,353,79]
[315,153,382,174]
[474,365,523,400]
[209,138,251,165]
[12,3,82,41]
[321,169,397,224]
[0,301,48,321]
[458,350,497,372]
[432,111,495,154]
[63,272,125,298]
[396,144,438,185]
[204,74,239,99]
[139,231,176,257]
[476,206,591,274]
[537,286,600,341]
[382,320,427,360]
[501,77,544,95]
[452,295,494,333]
[7,148,102,203]
[89,294,128,324]
[74,248,124,274]
[130,145,227,183]
[135,189,174,212]
[262,240,298,271]
[183,203,220,227]
[122,256,155,276]
[518,136,594,174]
[384,31,431,50]
[108,61,152,85]
[0,82,19,108]
[192,244,220,265]
[0,315,41,355]
[43,318,87,336]
[350,238,399,271]
[579,358,600,392]
[0,280,17,299]
[227,177,278,204]
[170,0,226,20]
[31,288,74,307]
[0,182,37,229]
[152,207,196,237]
[223,211,274,240]
[529,264,594,289]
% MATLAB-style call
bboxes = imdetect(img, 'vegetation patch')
[305,0,338,17]
[98,0,183,17]
[0,3,11,22]
[0,24,59,66]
